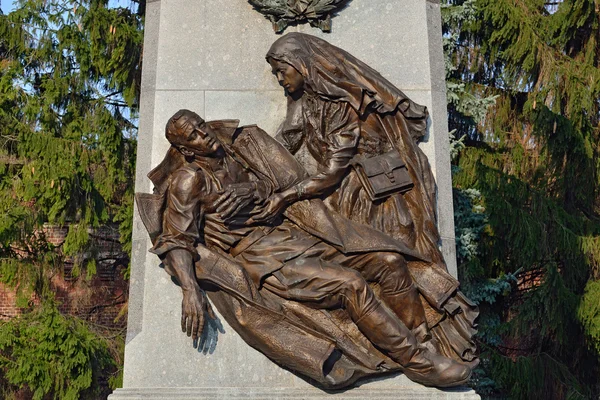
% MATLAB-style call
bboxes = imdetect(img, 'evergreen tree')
[0,0,144,397]
[443,0,600,398]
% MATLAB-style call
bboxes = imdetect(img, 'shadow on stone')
[193,312,226,355]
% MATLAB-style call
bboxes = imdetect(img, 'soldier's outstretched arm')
[164,248,216,342]
[152,168,215,342]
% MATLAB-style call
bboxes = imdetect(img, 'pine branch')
[0,156,26,165]
[104,100,128,107]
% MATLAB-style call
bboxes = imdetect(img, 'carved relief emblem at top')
[248,0,351,33]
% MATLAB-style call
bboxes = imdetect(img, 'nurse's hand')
[246,193,288,225]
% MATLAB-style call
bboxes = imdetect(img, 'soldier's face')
[269,58,305,94]
[181,116,222,157]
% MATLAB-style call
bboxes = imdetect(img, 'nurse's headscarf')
[266,32,428,140]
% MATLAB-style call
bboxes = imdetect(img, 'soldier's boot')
[381,283,443,353]
[411,321,444,355]
[402,346,472,387]
[381,283,426,330]
[355,303,471,387]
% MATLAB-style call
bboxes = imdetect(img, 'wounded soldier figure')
[136,109,475,388]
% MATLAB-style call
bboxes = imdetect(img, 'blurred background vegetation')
[0,0,142,398]
[444,0,600,398]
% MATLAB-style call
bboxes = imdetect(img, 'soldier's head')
[165,109,222,157]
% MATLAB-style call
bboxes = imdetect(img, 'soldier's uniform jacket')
[136,121,477,388]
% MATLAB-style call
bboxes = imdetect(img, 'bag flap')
[357,151,406,177]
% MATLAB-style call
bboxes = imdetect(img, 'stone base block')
[109,386,480,399]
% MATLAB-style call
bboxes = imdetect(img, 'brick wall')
[0,224,129,329]
[0,288,20,319]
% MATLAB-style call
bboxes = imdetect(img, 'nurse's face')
[268,58,305,95]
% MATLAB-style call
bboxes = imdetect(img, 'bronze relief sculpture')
[136,33,478,389]
[248,0,350,33]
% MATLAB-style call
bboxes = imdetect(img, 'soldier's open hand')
[181,288,216,341]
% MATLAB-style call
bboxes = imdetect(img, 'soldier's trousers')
[262,244,424,365]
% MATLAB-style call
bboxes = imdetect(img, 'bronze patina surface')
[136,34,478,390]
[248,0,351,33]
[265,33,478,364]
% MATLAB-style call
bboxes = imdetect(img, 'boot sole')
[404,368,472,388]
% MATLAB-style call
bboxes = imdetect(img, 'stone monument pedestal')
[110,0,479,398]
[111,383,478,399]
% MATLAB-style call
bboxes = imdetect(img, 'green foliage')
[489,352,587,400]
[114,187,134,278]
[0,0,142,286]
[444,0,600,398]
[578,279,600,354]
[0,303,114,400]
[452,179,487,280]
[0,0,143,396]
[107,331,125,390]
[0,217,60,305]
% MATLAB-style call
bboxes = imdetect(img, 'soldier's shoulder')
[170,164,204,188]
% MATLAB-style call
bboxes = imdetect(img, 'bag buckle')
[380,159,396,183]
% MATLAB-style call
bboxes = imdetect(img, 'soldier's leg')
[322,249,440,351]
[263,258,418,363]
[325,250,427,330]
[262,258,470,386]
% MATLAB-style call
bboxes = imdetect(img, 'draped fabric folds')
[138,124,477,388]
[267,33,478,363]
